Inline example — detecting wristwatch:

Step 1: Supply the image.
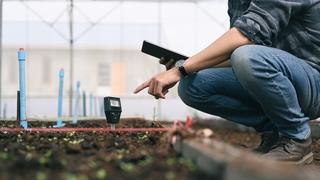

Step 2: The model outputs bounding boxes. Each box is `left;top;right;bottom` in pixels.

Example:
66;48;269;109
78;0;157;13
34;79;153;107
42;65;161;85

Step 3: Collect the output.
175;60;188;77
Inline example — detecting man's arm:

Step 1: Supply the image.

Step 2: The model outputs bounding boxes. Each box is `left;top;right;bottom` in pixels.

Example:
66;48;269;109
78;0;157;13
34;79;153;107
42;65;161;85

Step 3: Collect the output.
183;27;250;74
214;59;231;68
134;27;251;98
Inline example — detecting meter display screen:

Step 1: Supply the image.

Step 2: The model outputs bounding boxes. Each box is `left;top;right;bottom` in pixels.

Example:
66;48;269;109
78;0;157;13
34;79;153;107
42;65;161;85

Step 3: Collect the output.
110;99;120;107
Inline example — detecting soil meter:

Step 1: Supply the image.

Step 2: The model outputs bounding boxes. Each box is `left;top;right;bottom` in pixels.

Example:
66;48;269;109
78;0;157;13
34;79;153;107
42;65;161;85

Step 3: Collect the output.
104;97;122;130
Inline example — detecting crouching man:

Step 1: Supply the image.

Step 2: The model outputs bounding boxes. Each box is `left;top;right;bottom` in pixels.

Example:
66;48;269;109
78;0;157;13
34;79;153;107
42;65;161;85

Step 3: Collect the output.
134;0;320;165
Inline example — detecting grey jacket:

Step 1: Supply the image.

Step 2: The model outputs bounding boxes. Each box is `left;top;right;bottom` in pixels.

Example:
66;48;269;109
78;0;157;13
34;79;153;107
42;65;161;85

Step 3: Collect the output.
229;0;320;70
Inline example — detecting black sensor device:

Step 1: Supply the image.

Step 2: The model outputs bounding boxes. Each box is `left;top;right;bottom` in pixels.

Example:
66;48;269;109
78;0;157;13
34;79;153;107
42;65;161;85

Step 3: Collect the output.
141;40;189;62
104;96;122;124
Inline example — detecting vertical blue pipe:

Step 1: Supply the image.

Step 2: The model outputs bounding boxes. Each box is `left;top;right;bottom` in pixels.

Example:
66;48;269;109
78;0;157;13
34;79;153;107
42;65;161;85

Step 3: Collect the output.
18;48;27;129
72;81;80;124
55;69;65;127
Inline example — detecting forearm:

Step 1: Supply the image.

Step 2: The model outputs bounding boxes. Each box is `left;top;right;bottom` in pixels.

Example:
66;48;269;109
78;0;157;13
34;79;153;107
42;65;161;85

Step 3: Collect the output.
214;59;231;68
184;27;251;73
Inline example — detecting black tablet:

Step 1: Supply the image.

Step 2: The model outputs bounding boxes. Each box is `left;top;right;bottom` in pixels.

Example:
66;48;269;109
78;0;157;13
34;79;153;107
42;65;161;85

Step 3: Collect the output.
141;40;188;61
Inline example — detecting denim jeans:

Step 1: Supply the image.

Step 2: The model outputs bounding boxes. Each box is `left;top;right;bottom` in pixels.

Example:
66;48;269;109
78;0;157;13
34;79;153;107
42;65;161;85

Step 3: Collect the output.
178;45;320;140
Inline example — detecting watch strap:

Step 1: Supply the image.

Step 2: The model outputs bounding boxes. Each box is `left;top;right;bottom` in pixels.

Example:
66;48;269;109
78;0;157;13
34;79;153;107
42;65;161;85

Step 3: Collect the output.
178;66;188;77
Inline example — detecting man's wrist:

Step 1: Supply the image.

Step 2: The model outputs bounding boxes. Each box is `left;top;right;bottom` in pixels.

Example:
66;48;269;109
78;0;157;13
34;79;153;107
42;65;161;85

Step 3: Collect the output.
175;60;189;77
178;65;188;77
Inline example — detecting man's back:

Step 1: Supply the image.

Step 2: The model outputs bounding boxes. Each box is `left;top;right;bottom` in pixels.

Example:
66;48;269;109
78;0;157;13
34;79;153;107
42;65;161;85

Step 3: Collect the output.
228;0;320;70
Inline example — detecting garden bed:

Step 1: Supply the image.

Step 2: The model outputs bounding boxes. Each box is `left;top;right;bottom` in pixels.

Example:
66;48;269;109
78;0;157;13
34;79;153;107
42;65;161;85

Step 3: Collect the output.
192;122;320;166
0;119;211;180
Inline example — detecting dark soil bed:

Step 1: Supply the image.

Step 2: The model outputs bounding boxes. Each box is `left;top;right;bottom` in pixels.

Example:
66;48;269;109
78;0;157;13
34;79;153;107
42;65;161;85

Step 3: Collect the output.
0;119;212;180
192;122;320;167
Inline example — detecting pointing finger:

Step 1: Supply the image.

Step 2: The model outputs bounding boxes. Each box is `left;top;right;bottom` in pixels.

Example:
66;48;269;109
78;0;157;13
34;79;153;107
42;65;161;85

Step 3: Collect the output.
134;80;151;94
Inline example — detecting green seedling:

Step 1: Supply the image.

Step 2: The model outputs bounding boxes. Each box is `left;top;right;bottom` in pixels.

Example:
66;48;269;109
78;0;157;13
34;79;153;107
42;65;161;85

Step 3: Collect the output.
138;156;154;166
166;158;176;166
96;169;107;179
26;145;35;150
63;173;77;180
61;159;68;166
26;153;33;160
165;171;175;180
179;158;197;172
120;162;135;172
36;172;47;180
89;160;98;169
39;150;53;166
68;139;84;144
0;152;8;160
67;131;76;137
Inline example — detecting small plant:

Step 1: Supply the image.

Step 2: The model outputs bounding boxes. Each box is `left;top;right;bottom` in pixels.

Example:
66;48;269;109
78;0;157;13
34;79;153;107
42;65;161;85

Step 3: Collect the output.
120;162;135;172
36;172;47;180
96;169;107;179
165;171;175;180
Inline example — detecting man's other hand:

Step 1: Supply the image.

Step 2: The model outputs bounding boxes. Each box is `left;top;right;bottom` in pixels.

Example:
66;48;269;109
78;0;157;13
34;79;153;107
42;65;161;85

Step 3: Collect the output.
159;57;176;70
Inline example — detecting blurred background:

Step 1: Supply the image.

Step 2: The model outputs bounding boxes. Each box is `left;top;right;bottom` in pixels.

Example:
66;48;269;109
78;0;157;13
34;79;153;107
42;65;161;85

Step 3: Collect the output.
0;0;229;120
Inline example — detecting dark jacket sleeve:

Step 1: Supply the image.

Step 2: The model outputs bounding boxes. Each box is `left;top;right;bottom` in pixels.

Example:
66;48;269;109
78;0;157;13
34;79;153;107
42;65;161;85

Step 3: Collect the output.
232;0;308;46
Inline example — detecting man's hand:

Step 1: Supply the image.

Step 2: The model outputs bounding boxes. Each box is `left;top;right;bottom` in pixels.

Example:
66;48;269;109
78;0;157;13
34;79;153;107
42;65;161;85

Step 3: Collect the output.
159;57;176;70
134;67;181;99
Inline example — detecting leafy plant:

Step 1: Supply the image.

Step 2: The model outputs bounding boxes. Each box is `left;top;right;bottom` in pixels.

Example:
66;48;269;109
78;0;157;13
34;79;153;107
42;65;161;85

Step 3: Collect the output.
96;169;107;179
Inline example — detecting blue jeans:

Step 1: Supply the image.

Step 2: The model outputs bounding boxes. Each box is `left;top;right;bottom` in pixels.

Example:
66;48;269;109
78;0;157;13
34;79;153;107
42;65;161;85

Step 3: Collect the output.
178;45;320;140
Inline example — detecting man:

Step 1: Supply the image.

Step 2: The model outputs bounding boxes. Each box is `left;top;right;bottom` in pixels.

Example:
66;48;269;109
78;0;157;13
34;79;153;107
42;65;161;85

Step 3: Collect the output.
134;0;320;165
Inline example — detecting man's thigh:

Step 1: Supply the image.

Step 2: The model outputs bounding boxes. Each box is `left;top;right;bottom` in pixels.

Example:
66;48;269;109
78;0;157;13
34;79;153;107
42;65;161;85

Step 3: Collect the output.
232;45;320;119
179;67;259;106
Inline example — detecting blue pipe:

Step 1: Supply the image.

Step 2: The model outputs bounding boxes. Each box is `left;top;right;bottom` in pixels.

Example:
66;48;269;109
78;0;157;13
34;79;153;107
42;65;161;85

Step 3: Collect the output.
55;69;65;127
18;48;28;129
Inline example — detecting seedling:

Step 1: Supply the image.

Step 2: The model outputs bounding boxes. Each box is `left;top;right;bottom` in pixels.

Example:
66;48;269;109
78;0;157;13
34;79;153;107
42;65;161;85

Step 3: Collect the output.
54;69;65;128
104;97;122;130
18;48;28;129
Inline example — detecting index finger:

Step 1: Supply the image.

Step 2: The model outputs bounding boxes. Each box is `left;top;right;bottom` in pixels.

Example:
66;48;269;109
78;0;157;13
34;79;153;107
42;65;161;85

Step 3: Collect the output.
134;80;151;94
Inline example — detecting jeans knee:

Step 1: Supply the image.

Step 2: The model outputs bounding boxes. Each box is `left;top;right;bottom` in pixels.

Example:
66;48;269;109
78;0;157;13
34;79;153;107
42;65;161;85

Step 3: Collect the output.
178;74;207;106
230;45;266;85
231;45;256;72
178;77;194;106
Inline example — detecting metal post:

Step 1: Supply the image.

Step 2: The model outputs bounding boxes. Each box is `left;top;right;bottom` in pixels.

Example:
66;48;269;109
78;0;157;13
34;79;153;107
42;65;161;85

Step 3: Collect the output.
0;0;3;119
157;0;162;121
69;0;74;116
90;93;93;116
82;91;86;117
72;81;80;124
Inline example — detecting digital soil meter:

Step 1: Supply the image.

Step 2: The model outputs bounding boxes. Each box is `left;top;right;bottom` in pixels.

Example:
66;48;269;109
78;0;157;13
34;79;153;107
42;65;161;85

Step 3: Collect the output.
104;97;122;129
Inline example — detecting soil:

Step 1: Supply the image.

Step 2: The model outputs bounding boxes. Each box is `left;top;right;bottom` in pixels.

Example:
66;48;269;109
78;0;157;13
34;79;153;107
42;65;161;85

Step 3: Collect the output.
0;119;212;180
192;123;320;167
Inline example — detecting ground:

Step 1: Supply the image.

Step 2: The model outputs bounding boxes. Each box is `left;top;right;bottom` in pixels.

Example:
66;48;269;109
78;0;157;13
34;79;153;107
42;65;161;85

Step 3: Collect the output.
0;119;212;180
1;119;319;180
